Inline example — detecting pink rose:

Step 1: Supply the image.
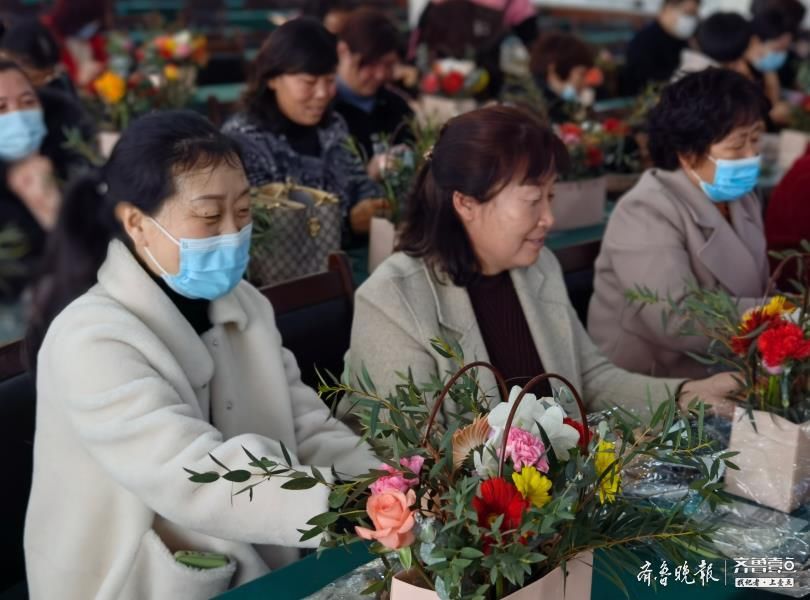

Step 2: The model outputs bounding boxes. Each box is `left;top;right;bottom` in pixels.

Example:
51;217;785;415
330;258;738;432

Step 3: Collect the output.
355;489;416;550
504;427;549;472
370;456;424;495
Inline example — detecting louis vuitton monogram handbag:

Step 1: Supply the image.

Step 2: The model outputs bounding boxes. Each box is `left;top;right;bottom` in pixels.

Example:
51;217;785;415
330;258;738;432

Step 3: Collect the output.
249;182;342;286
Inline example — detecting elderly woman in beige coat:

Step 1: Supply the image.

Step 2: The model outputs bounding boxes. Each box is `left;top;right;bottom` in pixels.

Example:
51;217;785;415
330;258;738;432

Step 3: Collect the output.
588;68;771;379
346;105;739;423
24;112;376;600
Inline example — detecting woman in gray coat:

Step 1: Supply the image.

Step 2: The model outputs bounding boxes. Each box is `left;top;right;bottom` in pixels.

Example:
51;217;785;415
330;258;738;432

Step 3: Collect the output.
346;105;739;422
588;68;771;379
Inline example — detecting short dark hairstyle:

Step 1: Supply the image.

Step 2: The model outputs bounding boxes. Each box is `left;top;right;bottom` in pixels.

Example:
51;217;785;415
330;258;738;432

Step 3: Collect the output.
751;0;806;34
696;13;752;63
398;105;569;286
751;8;793;41
338;8;401;66
0;18;60;70
647;68;771;170
530;32;594;81
243;18;337;129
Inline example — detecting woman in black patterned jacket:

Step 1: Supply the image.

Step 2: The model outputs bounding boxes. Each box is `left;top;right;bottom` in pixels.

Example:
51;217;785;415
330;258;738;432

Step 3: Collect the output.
222;18;385;246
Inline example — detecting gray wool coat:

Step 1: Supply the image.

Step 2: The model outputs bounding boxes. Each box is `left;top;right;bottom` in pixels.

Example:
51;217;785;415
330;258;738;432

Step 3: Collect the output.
346;250;685;421
588;168;769;379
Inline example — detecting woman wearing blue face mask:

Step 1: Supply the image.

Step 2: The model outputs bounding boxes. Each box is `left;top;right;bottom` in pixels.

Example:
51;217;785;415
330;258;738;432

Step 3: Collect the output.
0;59;92;306
529;32;596;123
588;68;772;378
24;110;376;600
743;9;795;127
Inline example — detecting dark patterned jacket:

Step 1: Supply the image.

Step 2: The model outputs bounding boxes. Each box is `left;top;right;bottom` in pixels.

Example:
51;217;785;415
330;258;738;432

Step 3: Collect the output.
222;111;381;229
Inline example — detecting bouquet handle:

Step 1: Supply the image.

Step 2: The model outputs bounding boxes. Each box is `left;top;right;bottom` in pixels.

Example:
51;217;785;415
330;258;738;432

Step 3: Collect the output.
420;363;590;472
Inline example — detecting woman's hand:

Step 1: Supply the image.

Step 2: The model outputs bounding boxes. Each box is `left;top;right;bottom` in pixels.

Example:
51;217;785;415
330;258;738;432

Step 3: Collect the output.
350;198;389;234
677;372;742;419
7;154;61;230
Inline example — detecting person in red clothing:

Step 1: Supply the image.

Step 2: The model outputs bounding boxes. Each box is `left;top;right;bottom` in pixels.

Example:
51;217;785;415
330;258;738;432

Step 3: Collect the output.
765;148;810;290
40;0;109;87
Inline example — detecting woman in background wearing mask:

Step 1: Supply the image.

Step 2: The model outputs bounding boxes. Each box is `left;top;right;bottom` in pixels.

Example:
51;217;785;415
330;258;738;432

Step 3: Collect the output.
24;110;376;600
622;0;700;95
529;32;596;123
0;59;91;305
744;8;795;126
589;69;771;379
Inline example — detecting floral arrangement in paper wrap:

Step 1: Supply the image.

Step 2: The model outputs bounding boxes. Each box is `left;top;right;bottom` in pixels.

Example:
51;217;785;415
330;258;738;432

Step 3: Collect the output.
626;245;810;424
554;119;640;182
420;58;490;98
188;340;735;599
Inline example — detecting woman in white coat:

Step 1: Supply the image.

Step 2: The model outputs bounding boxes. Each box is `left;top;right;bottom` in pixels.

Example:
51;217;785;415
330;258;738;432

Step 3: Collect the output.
23;111;376;600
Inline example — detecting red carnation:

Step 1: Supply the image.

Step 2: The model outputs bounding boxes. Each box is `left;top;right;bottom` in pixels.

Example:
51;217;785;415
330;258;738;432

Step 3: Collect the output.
441;71;465;95
585;146;604;168
563;417;589;451
603;118;628;136
757;322;810;373
559;122;583;139
731;309;782;356
802;95;810;112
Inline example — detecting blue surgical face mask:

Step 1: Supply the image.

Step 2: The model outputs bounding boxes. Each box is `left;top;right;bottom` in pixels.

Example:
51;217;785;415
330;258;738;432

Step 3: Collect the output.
144;219;252;301
691;155;762;202
754;50;788;72
561;84;578;102
0;109;46;162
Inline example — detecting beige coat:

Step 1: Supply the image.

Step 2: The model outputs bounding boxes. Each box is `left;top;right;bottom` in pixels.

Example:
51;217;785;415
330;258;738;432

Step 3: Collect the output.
588;168;769;379
25;240;376;600
346;250;684;421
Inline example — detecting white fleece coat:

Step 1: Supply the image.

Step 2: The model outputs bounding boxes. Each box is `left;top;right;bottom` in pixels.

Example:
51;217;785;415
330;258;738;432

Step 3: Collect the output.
24;240;376;600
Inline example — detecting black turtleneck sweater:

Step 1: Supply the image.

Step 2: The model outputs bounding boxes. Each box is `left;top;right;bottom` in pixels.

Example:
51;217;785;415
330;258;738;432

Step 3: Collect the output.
149;273;212;336
467;271;552;398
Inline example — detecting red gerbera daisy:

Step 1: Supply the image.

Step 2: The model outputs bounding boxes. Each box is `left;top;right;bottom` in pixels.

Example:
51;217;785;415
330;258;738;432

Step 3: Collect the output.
472;478;528;531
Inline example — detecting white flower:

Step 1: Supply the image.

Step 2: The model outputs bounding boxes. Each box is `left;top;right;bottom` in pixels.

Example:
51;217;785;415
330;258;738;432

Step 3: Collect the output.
488;386;581;461
488;386;547;440
537;405;581;461
473;447;499;478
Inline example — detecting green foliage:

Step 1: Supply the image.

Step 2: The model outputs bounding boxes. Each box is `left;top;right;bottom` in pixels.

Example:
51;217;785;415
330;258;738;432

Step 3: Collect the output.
186;342;732;599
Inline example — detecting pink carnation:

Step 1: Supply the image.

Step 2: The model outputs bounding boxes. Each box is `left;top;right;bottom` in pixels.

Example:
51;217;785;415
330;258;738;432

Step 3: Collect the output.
370;456;425;495
504;427;549;472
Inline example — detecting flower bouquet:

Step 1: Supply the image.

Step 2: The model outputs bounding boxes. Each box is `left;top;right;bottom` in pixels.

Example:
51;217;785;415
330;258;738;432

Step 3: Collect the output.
551;119;638;231
627;246;810;512
189;340;734;598
136;30;208;110
415;59;485;125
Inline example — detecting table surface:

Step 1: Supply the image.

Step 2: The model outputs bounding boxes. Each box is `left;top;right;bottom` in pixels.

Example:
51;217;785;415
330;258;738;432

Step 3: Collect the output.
217;543;789;600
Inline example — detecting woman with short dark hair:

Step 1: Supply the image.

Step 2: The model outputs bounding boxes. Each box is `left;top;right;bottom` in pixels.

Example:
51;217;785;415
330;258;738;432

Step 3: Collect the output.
529;32;595;122
589;68;771;378
334;8;413;178
222;18;384;242
347;104;739;422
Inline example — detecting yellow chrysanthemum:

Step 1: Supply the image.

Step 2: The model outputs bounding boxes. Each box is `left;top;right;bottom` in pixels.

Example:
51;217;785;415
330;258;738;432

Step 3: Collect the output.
94;71;126;104
512;466;552;508
595;440;621;504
